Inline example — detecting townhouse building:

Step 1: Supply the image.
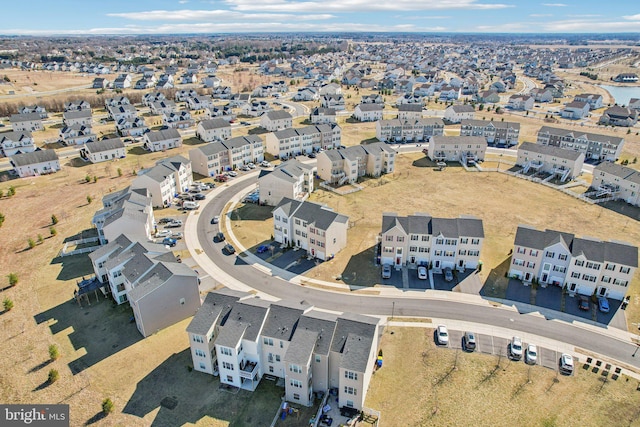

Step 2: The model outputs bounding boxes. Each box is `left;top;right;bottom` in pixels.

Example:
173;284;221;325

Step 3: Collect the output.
150;100;177;116
189;135;264;177
508;225;638;300
186;95;215;111
143;128;182;152
536;126;624;162
64;100;91;112
196;118;232;142
10;149;60;177
316;142;396;185
19;105;47;119
163;111;195;129
10;113;44;132
260;110;293;132
131;155;193;208
258;159;316;206
561;101;590;120
599;106;638;127
241;100;272;117
187;288;381;411
321;94;346;110
516;142;584;181
380;212;484;272
116;117;149;137
443;105;475;123
63;109;93;127
574;93;603;110
397;104;423;122
92;187;155;245
591;162;640;206
265;124;341;159
427;135;487;164
375;118;444;143
88;234;200;336
107;104;138;122
310;107;337;125
143;92;166;107
507;94;535;111
273;198;349;260
460;119;520;146
0;130;35;157
352;104;384;122
80;138;126;164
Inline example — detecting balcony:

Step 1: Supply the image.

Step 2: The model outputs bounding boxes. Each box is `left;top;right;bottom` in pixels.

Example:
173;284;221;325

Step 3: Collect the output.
240;360;258;379
116;283;126;293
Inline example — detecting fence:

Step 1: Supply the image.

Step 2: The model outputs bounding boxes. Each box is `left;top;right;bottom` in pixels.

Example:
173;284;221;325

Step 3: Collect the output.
319;181;364;195
59;236;101;257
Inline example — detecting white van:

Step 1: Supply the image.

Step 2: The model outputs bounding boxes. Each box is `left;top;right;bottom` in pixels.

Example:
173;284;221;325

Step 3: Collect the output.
183;201;200;210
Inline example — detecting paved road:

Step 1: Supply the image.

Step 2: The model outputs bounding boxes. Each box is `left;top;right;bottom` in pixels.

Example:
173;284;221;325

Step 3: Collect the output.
191;176;640;370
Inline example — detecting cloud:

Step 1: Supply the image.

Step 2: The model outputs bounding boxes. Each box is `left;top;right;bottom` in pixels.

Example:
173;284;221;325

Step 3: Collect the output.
542;18;640;32
107;9;335;21
542;3;567;6
529;14;552;17
224;0;513;12
623;14;640;20
178;0;189;3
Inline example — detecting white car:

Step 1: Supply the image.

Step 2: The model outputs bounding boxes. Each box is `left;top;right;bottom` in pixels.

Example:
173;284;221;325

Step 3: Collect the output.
525;344;538;365
559;353;574;375
436;325;449;346
417;266;428;280
172;232;183;239
227;171;238;177
156;230;172;238
510;336;523;360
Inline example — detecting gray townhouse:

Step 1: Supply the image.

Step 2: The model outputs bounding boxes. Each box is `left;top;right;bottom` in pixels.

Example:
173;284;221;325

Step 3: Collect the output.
189;135;264;177
427;135;487;164
516;142;584;182
316;142;396;185
590;162;640;207
265;124;341;159
508;225;638;301
460;119;520;146
380;212;484;272
375;118;444;143
536;126;624;162
131;155;193;208
92;187;155;245
258;159;316;206
187;289;381;411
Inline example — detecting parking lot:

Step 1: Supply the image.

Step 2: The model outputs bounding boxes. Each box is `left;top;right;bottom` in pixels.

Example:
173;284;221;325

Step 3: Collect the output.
441;329;570;373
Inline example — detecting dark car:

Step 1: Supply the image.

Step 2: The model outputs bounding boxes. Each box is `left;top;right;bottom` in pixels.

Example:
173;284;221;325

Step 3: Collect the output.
214;232;225;242
193;193;206;200
162;237;177;247
598;297;610;313
462;331;476;352
256;245;270;254
578;296;590;311
223;243;235;254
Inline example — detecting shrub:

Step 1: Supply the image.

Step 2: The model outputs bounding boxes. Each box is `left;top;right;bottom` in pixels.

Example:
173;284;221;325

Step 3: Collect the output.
93;175;98;183
7;186;15;197
28;238;36;249
49;344;60;361
37;234;44;244
50;226;57;236
3;298;14;311
117;168;123;177
51;214;58;225
8;273;18;287
102;398;114;415
87;195;93;204
0;212;4;227
48;369;59;383
85;175;91;183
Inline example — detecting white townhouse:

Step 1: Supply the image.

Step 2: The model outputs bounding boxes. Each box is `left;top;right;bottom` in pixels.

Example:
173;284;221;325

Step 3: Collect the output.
507;94;535;111
258;159;316;206
131;155;193;208
460;119;520;146
591;162;640;207
0;131;35;157
196;118;232;142
163;111;195;129
265;124;341;159
64;100;91;112
273;198;349;260
143;128;182;152
189;135;264;177
107;104;138;122
63;109;93;127
88;234;200;336
427;135;487;164
116;117;149;137
516;142;584;182
104;96;131;109
19;105;47;119
143;92;166;107
316;142;395;185
537;126;624;162
189;288;381;411
10;149;60;177
380;212;484;272
186;95;215;111
59;124;97;146
260;110;293;132
574;93;603;110
321;94;345;110
397;104;423;122
353;103;383;122
376;118;444;143
150;100;177;116
10;113;44;132
80;138;126;164
561;101;590;120
175;89;198;102
508;225;638;300
443;105;475;123
92;187;155;245
310;107;337;125
241;100;272;117
204;105;235;122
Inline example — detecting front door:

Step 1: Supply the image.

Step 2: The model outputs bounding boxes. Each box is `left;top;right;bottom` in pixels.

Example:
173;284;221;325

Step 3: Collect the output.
599;287;607;296
459;260;464;268
525;272;531;281
541;273;548;283
410;256;416;264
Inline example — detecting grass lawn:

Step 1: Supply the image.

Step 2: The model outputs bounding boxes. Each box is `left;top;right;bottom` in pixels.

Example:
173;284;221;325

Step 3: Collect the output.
365;326;640;427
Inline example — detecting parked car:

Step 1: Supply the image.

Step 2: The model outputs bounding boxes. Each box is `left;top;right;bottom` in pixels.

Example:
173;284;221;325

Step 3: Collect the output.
227;171;238;177
215;174;228;182
256;245;270;254
240;121;250;126
240;165;250;171
307;152;316;159
598;297;610;313
260;161;271;167
156;230;172;238
158;218;172;224
578;295;590;311
166;219;183;228
509;336;523;360
462;331;476;352
559;353;574;375
525;344;538;365
381;264;391;279
223;243;235;255
211;215;220;224
162;237;177;247
417;266;428;280
214;232;225;242
193;193;206;200
444;268;454;282
172;232;183;239
247;162;256;169
436;325;449;346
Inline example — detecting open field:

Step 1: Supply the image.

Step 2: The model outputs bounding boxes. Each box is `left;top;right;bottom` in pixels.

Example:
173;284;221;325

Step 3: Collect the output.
0;69;95;96
365;326;640;427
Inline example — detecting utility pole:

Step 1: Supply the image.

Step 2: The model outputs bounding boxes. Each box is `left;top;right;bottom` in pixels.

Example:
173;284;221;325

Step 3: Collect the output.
391;301;395;321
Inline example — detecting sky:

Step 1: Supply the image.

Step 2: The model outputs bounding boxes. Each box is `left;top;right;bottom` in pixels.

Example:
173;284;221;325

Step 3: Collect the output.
1;1;640;35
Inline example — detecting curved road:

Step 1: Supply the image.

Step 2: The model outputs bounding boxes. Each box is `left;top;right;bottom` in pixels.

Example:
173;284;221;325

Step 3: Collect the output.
191;176;640;370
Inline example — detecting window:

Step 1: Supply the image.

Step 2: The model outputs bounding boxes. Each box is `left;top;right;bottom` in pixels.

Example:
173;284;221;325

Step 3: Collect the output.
614;279;629;287
226;376;233;383
280;341;284;349
436;238;444;245
422;236;429;242
459;250;467;256
471;239;480;245
601;276;611;284
526;262;535;268
345;371;358;380
344;386;357;395
530;250;538;257
290;364;302;374
263;338;274;346
193;335;204;343
411;235;418;241
290;379;302;388
571;272;580;278
435;250;442;256
396;236;404;242
460;238;469;244
513;259;524;266
275;355;281;362
293;393;300;400
558;254;567;261
582;274;597;282
199;363;206;370
445;251;455;257
410;246;418;252
621;267;631;274
222;362;234;370
195;349;206;358
552;265;566;273
269;366;274;373
586;262;600;270
220;347;232;356
575;260;584;267
385;235;393;242
545;251;555;259
517;247;526;254
445;239;457;245
315;355;321;363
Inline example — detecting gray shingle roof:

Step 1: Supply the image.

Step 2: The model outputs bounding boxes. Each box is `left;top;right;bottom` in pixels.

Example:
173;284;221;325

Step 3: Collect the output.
518;142;582;161
199;118;231;130
219;297;270;343
10;112;42;123
10;149;58;166
261;299;310;341
146;128;181;142
85;138;124;154
278;197;349;230
265;110;293;121
594;162;640;185
382;212;483;238
186;289;248;335
284;328;318;365
128;261;196;302
431;136;487;147
331;313;379;373
513;225;574;251
538;126;624;146
296;310;338;356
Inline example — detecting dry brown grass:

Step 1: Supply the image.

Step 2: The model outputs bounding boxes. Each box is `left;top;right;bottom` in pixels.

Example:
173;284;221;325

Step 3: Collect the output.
365;326;640;427
0;69;94;96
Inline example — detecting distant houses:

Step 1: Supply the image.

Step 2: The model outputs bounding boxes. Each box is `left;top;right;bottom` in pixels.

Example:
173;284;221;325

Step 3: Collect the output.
375;118;444;143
